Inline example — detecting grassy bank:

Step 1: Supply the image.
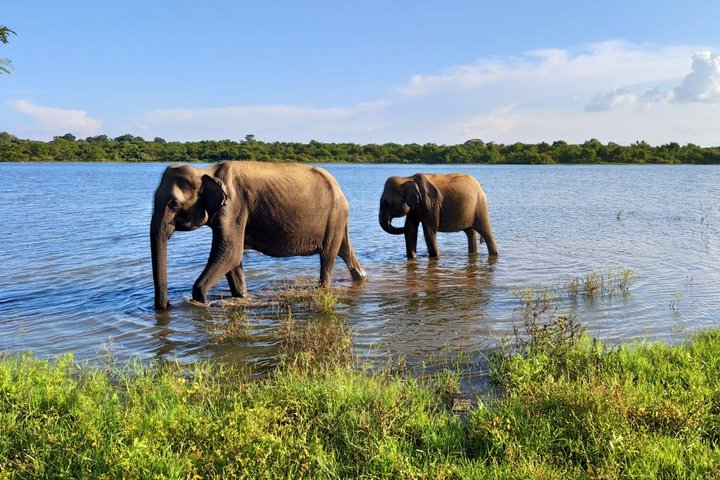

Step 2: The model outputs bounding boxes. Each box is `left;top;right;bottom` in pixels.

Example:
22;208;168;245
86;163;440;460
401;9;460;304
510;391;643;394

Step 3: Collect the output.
2;322;720;478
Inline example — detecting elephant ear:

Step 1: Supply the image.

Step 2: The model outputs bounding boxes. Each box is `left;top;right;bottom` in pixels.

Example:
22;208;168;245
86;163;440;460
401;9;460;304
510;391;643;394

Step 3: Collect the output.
201;174;228;220
402;181;421;208
412;175;442;230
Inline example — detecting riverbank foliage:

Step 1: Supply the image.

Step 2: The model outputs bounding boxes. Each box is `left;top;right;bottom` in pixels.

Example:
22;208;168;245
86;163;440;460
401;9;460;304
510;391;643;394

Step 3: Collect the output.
2;323;719;478
2;131;720;164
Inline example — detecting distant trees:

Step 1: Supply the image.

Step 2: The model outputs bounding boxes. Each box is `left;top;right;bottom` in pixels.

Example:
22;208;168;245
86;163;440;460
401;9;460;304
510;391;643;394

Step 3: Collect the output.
54;133;77;142
1;25;16;75
0;132;719;164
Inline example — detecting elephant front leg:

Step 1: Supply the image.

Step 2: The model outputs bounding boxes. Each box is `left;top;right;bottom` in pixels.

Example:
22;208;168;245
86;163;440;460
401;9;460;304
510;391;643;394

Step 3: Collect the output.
193;230;243;304
226;262;247;297
422;223;439;259
404;218;419;259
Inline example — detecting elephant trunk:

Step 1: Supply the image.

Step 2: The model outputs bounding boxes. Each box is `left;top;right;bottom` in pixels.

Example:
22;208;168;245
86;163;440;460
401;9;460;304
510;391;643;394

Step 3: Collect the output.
150;209;175;311
379;209;405;235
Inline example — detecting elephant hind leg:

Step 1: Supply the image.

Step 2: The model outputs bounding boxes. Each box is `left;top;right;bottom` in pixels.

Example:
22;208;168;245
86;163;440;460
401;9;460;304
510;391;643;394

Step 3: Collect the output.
339;224;367;282
226;263;247;297
473;216;499;257
464;227;478;254
319;226;343;288
319;249;338;289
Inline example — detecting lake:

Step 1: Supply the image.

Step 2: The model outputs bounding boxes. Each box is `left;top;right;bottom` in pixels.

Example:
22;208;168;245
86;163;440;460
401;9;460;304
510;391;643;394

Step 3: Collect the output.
1;163;718;369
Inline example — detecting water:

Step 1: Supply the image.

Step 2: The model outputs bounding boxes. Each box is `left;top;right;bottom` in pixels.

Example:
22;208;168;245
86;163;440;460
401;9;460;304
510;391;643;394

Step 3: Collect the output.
1;163;719;368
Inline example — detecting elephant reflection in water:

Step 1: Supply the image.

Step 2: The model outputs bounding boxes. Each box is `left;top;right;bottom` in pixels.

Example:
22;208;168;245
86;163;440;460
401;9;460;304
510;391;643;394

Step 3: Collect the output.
363;258;496;360
373;257;495;319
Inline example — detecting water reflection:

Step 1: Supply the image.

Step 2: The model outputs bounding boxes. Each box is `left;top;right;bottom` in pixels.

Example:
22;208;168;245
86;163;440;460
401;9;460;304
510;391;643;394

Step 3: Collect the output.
349;255;498;364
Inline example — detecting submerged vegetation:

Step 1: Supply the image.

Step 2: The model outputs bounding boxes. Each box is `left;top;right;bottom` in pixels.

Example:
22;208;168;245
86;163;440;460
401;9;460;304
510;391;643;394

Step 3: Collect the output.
513;268;635;311
3;274;720;478
2;132;720;164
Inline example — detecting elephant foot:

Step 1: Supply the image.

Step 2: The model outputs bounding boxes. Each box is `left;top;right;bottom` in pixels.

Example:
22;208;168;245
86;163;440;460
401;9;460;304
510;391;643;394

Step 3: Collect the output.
191;284;207;304
229;288;248;298
154;300;171;311
350;267;367;282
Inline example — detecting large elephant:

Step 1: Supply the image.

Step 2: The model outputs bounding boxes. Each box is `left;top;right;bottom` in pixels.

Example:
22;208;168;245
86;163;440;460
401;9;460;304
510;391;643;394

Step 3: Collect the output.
379;173;499;259
151;161;367;311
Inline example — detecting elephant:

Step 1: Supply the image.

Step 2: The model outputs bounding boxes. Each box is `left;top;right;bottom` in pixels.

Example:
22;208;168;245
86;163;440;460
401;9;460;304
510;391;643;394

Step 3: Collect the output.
379;173;498;259
150;161;367;311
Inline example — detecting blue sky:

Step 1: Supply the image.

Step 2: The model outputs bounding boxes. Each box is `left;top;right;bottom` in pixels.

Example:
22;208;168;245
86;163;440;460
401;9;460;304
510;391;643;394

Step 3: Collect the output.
2;1;720;145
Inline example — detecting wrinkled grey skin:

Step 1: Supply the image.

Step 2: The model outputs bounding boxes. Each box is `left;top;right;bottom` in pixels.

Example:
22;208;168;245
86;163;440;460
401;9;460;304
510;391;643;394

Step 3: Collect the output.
379;173;499;259
151;161;367;311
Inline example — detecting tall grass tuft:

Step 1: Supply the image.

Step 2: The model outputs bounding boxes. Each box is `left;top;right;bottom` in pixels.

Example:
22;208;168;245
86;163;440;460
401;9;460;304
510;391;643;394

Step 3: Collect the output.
565;268;635;299
275;310;353;369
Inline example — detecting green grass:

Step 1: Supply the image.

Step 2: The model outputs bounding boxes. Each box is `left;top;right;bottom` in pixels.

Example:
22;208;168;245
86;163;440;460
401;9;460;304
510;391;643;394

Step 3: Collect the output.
2;324;720;479
3;275;719;478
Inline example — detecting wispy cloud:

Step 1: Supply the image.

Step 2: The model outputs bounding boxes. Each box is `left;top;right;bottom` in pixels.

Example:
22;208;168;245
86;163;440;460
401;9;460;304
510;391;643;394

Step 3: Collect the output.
585;89;637;112
397;41;694;99
7;100;101;137
139;102;390;141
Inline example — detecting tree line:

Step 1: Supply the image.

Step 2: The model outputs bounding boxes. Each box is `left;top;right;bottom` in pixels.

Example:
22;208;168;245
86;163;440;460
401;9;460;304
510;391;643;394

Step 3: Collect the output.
1;132;720;164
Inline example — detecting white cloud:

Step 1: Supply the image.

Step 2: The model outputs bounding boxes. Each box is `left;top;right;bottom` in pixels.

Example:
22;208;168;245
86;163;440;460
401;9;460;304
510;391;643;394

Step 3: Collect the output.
585;89;637;112
455;104;519;139
673;51;720;103
121;42;720;145
640;87;674;104
7;100;101;137
398;41;693;100
388;42;720;145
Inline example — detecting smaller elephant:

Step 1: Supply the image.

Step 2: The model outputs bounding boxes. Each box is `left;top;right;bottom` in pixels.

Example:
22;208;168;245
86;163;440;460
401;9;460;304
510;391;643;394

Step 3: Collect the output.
379;173;498;259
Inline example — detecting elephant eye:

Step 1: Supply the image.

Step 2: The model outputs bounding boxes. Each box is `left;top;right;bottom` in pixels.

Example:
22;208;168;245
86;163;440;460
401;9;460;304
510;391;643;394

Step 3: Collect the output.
168;199;182;211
